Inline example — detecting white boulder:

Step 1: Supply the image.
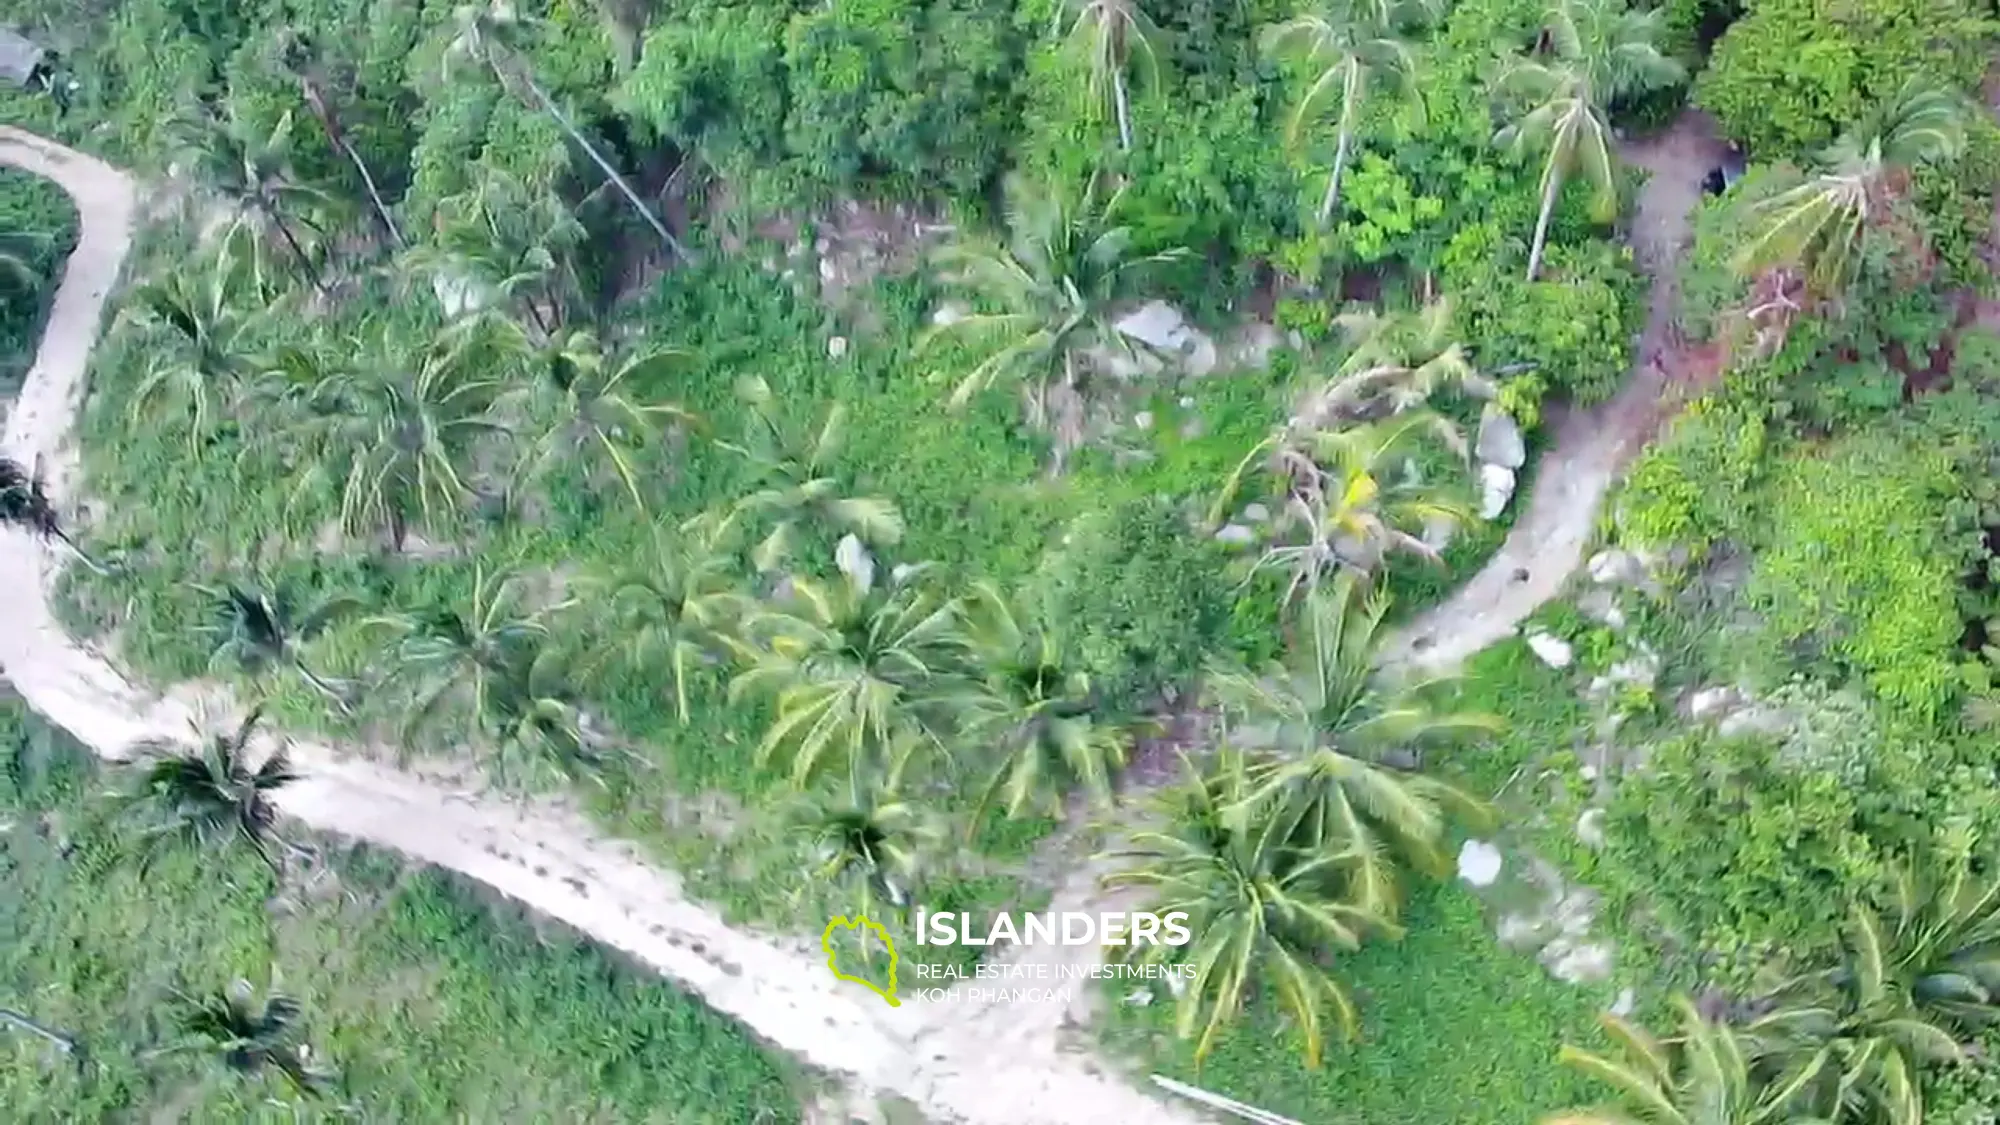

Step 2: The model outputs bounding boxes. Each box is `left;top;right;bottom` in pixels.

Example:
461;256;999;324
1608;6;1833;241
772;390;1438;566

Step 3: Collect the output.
1476;405;1527;469
1479;463;1517;519
1214;524;1257;547
1115;301;1219;376
1457;839;1504;887
835;534;875;592
827;335;849;360
1526;631;1573;669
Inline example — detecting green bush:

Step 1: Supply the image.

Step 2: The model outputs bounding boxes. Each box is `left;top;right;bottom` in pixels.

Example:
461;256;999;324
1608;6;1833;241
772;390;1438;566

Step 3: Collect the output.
1615;395;1767;554
0;168;77;388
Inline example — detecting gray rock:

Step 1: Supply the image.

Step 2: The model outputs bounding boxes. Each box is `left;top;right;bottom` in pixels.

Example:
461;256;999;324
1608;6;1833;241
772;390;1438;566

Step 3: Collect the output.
931;301;970;327
1526;631;1573;669
1576;808;1607;849
1577;587;1626;631
1214;524;1257;546
1132;410;1154;430
1177;395;1195;409
1421;514;1456;552
1114;301;1219;376
1457;839;1504;887
1611;987;1637;1017
1546;940;1616;984
818;257;838;283
1687;686;1741;719
834;534;875;592
1587;549;1646;587
1479;463;1517;519
1476;405;1527;469
827;335;849;360
1242;502;1271;523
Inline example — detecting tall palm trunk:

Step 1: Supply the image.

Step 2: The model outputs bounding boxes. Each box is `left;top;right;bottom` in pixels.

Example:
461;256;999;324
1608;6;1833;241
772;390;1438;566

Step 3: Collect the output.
514;68;689;262
1112;66;1133;152
300;79;404;249
1526;165;1562;282
266;205;327;295
1319;126;1353;227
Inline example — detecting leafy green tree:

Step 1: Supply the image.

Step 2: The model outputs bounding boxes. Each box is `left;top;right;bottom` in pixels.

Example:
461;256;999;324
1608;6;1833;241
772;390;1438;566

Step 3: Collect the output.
202;583;359;710
1322;297;1493;420
925;175;1186;451
718;375;903;573
1220;411;1472;602
960;580;1129;824
728;567;964;787
170;979;332;1097
171;104;333;292
447;0;686;259
302;318;509;548
584;513;745;724
1544;995;1832;1125
1735;83;1967;295
1103;747;1397;1067
123;707;298;875
273;27;404;249
1205;572;1494;918
1054;0;1163;152
503;329;694;513
1494;0;1683;281
1264;0;1425;226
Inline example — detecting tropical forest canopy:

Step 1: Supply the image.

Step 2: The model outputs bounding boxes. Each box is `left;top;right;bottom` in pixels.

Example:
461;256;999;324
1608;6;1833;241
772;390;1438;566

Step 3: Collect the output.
5;0;2000;1120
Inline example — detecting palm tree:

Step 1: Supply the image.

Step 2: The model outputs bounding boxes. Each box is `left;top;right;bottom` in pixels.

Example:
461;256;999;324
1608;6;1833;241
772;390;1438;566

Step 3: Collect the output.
121;252;264;443
171;103;334;292
1544;996;1833;1125
0;454;104;573
172;978;332;1097
123;707;298;875
1318;297;1495;422
728;567;964;787
272;27;404;248
446;0;687;259
1205;572;1495;919
1053;0;1163;152
403;168;584;335
1264;0;1425;226
503;329;695;512
1103;747;1398;1067
959;580;1129;824
480;641;604;787
584;512;745;724
924;175;1187;444
718;375;903;573
795;773;938;909
304;317;509;548
371;562;566;746
203;583;359;711
1494;0;1683;281
1735;83;1966;294
1224;411;1472;603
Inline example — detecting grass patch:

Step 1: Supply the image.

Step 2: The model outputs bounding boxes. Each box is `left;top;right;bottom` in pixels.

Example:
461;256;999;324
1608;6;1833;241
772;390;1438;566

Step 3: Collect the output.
1100;880;1605;1125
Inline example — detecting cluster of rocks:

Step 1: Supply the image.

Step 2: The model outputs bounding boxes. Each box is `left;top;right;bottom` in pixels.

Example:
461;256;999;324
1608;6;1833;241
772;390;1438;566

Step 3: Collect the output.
1456;842;1619;986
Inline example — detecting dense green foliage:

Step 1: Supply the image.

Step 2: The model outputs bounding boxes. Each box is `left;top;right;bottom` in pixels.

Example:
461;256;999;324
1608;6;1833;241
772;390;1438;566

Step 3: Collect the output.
0;168;75;389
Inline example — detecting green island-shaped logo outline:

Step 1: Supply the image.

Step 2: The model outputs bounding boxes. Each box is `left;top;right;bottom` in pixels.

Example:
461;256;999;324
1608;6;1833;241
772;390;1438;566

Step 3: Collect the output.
822;914;901;1007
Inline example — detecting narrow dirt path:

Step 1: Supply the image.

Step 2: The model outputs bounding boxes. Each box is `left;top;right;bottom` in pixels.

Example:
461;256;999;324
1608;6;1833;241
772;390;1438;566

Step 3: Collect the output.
0;127;1207;1125
1383;112;1730;673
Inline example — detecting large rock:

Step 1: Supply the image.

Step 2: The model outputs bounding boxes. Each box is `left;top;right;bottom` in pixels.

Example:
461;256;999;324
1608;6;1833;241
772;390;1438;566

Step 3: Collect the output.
1457;839;1504;887
1214;524;1257;547
1479;463;1517;519
835;534;875;592
1476;405;1527;469
1526;631;1574;669
1115;301;1219;376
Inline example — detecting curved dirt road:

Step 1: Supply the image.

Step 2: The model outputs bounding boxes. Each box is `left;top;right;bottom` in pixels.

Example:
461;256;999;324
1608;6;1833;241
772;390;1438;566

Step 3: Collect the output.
0;127;1206;1125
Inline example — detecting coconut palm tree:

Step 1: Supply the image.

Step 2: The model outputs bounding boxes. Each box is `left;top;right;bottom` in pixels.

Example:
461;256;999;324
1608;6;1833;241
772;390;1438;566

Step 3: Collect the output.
371;562;567;747
171;103;334;292
479;641;604;787
1544;996;1834;1125
171;978;332;1097
1319;297;1495;421
1735;83;1967;295
1494;0;1683;281
446;0;686;259
1053;0;1163;152
925;174;1187;445
795;772;939;909
121;251;265;443
0;454;104;573
1103;747;1398;1067
202;582;360;711
959;580;1129;824
584;512;745;724
303;317;509;548
503;329;695;513
718;375;903;573
123;707;298;875
402;168;584;335
1225;410;1473;603
1264;0;1425;226
272;27;404;248
728;567;964;787
1205;572;1495;919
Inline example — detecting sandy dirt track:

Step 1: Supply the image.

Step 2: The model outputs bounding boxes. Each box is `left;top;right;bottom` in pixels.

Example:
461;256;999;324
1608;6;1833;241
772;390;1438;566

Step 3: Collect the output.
0;126;1210;1125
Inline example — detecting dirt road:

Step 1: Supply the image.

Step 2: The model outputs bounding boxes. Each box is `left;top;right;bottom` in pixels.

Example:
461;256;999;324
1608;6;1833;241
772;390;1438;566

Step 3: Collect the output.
0;126;1207;1125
